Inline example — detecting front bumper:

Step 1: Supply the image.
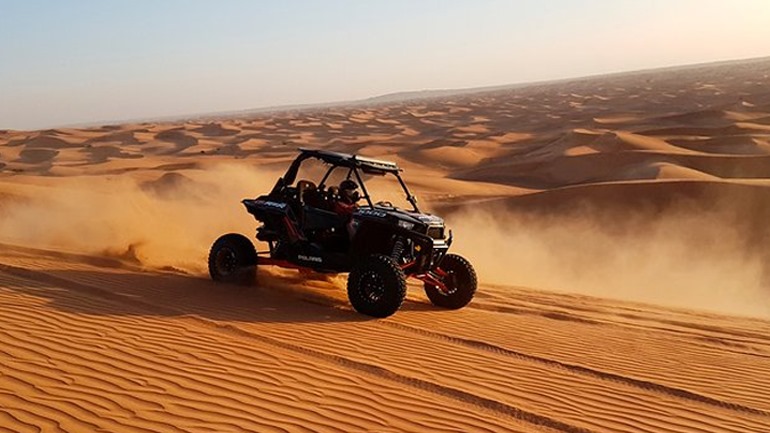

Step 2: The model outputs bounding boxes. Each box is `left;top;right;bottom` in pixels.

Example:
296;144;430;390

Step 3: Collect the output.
410;234;450;273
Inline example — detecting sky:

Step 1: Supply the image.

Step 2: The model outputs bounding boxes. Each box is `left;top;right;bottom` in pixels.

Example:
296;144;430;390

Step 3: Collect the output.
1;0;769;130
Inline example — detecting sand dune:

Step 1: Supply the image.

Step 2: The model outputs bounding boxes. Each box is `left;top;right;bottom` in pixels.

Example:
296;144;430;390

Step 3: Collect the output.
1;243;769;432
2;57;770;431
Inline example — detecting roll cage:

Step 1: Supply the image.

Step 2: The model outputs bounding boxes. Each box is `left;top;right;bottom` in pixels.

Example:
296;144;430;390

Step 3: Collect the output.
271;148;420;212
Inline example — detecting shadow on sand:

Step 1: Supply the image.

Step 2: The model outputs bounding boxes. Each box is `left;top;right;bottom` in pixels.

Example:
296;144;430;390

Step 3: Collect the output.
0;262;436;324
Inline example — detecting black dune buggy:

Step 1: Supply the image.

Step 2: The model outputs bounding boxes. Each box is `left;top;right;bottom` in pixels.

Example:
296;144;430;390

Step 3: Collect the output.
208;148;477;317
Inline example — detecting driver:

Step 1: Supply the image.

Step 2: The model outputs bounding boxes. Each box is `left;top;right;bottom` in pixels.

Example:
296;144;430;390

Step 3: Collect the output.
332;179;360;217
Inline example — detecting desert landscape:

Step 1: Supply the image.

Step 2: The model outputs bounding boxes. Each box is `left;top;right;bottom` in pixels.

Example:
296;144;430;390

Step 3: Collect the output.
1;57;770;432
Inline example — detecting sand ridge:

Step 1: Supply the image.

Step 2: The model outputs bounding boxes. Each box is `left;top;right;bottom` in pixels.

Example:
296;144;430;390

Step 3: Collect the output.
0;244;769;432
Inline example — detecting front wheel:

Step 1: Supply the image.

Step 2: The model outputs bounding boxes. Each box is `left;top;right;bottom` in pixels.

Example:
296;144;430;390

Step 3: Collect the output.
424;253;477;309
347;254;407;318
208;233;257;285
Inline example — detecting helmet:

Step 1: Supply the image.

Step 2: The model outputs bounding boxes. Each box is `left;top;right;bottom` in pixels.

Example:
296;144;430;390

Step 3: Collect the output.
339;179;360;204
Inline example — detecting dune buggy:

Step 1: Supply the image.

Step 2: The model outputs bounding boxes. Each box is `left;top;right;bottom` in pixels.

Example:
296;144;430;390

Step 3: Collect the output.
208;148;477;317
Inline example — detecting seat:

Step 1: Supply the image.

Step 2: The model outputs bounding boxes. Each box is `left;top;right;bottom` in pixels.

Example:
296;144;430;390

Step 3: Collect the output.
296;180;317;205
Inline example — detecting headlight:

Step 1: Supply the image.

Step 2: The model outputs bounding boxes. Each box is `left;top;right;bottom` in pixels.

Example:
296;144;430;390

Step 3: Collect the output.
398;220;415;230
426;225;445;239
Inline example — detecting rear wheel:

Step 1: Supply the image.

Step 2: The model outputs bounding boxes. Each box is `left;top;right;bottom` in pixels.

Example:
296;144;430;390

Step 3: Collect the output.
208;233;257;285
347;254;406;318
424;253;477;309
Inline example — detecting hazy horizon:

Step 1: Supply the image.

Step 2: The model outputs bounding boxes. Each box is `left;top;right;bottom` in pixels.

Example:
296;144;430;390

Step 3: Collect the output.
12;54;770;131
2;0;769;130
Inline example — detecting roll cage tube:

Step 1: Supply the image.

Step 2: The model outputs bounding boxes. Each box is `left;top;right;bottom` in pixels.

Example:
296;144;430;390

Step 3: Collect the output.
396;172;419;212
318;166;355;190
352;167;374;208
353;167;420;212
275;150;420;212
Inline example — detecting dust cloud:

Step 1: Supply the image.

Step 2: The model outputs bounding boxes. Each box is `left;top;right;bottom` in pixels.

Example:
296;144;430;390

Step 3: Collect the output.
2;166;768;318
0;164;280;274
445;203;770;318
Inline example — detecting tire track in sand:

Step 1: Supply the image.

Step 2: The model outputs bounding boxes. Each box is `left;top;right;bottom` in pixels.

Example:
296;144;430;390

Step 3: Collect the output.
379;320;770;417
5;263;770;433
0;263;581;433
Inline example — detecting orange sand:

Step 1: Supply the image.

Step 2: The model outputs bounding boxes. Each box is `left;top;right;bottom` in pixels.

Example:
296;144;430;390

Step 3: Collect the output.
1;57;770;432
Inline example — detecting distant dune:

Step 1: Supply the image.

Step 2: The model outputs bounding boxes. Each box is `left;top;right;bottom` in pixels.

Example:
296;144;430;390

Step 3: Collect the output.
2;57;770;432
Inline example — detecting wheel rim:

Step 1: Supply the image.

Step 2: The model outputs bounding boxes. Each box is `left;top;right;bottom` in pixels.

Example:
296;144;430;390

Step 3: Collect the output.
215;247;237;275
360;271;385;303
436;270;459;295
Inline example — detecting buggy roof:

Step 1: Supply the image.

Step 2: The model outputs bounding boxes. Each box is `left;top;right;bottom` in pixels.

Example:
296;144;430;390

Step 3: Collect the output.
281;148;402;186
297;148;400;173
